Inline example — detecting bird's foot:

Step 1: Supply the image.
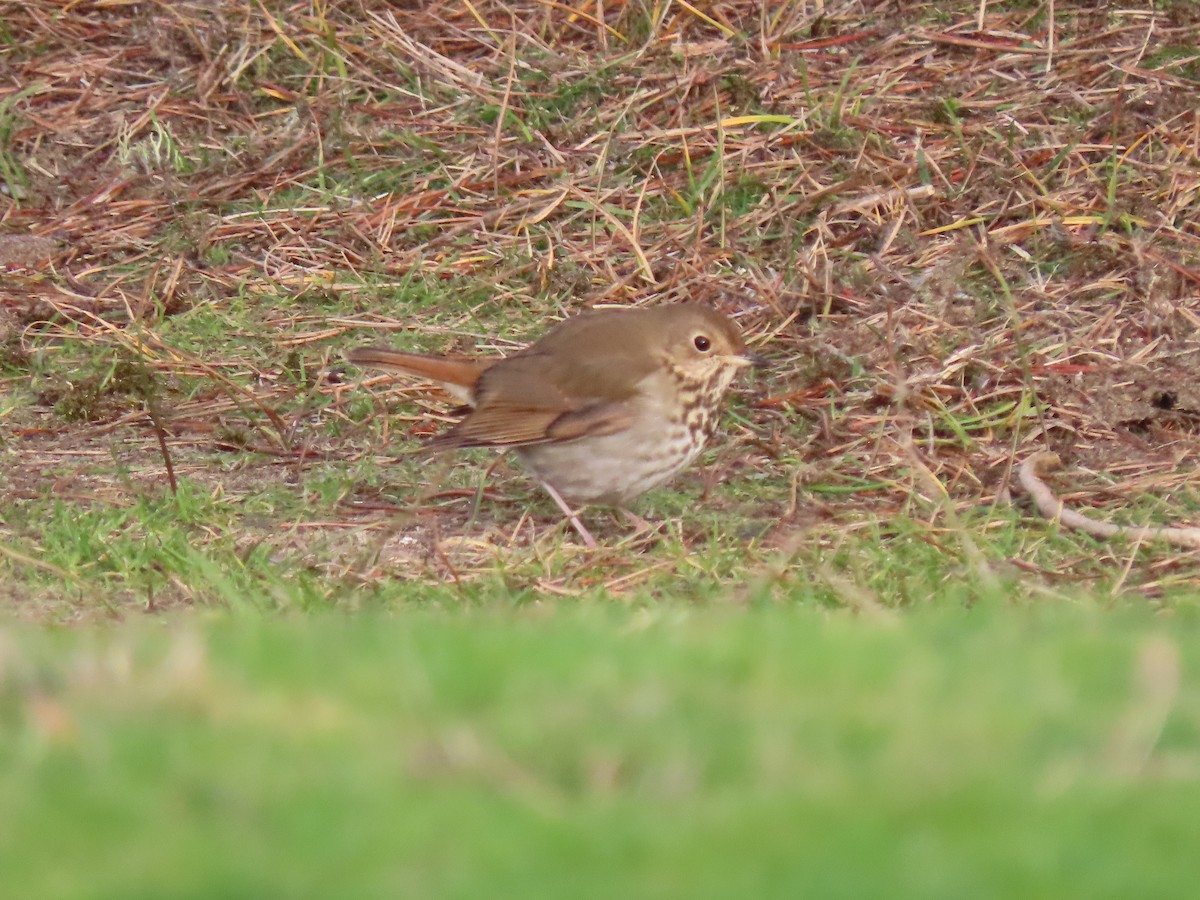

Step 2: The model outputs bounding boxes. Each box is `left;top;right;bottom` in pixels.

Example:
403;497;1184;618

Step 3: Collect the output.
616;508;667;546
539;480;598;548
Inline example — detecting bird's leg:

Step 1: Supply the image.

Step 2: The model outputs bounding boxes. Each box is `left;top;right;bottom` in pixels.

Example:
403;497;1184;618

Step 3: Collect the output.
617;508;665;543
539;480;597;548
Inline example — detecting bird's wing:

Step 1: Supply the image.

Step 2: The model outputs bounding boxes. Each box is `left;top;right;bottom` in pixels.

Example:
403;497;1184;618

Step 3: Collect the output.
428;402;634;449
427;353;637;449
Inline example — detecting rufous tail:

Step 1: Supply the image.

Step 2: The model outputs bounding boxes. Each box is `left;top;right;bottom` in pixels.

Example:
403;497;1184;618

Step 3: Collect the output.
347;347;490;404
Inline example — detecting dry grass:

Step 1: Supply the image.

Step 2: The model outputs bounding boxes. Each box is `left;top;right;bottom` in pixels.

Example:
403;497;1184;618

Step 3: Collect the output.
2;0;1200;604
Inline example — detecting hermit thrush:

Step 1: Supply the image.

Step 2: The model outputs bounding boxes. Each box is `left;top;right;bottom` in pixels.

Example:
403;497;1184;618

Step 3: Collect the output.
348;304;760;545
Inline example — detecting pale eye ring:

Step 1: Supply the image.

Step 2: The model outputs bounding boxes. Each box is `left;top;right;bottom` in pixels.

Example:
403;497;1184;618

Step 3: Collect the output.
693;335;711;352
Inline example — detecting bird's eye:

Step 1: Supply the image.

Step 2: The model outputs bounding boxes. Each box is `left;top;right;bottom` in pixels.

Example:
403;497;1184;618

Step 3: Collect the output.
693;335;711;352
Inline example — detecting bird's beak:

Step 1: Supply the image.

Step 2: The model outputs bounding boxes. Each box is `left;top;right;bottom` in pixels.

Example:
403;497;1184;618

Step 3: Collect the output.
735;350;769;369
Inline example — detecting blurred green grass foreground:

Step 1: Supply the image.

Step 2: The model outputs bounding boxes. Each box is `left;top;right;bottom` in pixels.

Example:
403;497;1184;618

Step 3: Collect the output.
3;604;1199;898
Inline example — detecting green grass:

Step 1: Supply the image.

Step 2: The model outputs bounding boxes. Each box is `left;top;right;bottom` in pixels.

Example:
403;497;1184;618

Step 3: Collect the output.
5;1;1200;891
2;605;1197;898
3;468;1199;615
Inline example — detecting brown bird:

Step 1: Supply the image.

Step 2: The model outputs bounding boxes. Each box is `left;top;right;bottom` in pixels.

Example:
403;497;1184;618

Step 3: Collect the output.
348;304;761;546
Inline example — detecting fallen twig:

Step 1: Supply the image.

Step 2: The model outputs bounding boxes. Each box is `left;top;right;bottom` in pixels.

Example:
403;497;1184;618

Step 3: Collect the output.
1018;453;1200;550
